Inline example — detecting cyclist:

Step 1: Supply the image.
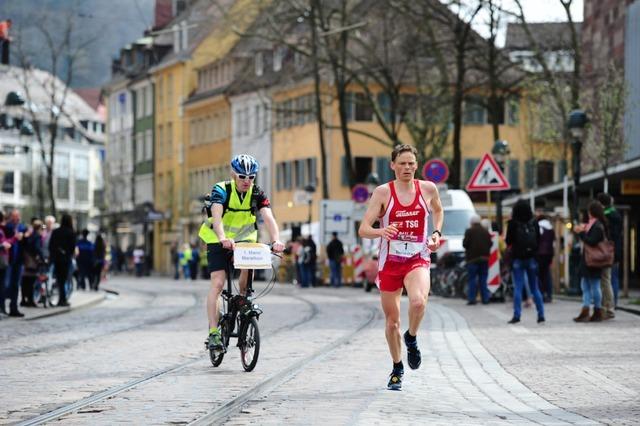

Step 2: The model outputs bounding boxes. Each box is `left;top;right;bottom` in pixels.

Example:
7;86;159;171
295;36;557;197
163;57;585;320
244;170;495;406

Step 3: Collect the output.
199;154;285;351
359;144;444;391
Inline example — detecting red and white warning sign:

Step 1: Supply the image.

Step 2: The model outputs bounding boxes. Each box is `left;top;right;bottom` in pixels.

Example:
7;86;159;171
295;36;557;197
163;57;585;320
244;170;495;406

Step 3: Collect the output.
466;153;510;192
487;231;501;294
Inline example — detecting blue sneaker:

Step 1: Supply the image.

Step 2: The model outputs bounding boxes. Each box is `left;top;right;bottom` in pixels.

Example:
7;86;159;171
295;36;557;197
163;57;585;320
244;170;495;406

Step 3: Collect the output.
404;330;421;370
387;368;403;391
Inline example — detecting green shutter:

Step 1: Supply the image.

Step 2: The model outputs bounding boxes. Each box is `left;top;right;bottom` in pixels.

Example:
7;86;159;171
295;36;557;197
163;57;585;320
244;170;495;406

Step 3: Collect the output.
377;93;391;122
509;160;520;189
376;156;393;183
341;156;349;186
525;160;535;189
557;160;567;182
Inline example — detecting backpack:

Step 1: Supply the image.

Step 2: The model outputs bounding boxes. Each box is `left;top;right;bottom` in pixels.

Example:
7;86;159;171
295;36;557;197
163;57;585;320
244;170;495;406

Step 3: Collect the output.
513;220;538;258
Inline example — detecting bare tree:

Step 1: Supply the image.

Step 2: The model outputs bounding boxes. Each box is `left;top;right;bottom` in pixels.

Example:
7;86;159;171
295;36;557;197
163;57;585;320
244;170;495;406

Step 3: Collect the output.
584;63;628;186
12;9;96;217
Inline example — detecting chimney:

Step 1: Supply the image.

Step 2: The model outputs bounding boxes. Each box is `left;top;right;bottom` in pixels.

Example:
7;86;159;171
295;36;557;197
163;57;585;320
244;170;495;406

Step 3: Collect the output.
154;0;173;30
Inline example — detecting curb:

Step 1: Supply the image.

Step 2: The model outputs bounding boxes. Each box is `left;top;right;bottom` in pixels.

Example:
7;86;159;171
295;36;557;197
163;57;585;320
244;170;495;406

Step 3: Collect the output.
554;294;640;316
24;291;109;321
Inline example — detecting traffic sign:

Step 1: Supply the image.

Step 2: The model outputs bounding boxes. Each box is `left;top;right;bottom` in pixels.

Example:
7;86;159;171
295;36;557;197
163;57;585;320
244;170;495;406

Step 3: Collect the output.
422;159;449;184
466;153;510;192
351;184;370;203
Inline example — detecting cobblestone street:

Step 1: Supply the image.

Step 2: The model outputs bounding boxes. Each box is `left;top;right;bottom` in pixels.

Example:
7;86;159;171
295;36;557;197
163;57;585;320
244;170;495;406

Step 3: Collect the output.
1;276;639;425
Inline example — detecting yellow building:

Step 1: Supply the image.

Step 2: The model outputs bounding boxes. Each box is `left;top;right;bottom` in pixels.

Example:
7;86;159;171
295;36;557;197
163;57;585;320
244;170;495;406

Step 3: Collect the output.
270;84;566;236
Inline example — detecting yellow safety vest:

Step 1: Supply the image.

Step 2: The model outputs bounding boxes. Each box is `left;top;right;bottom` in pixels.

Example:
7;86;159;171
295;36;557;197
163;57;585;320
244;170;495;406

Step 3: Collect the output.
198;180;258;244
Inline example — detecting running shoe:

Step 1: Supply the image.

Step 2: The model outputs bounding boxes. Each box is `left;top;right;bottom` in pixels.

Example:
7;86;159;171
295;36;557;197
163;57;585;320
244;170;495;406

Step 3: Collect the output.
404;330;422;370
387;369;403;391
207;331;223;351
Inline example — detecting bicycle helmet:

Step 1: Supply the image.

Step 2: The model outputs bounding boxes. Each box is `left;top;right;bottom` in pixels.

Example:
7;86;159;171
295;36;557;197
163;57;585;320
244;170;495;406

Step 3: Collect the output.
230;154;259;175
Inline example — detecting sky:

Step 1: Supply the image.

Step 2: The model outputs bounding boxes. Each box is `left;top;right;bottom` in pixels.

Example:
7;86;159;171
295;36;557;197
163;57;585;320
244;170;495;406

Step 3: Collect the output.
462;0;584;45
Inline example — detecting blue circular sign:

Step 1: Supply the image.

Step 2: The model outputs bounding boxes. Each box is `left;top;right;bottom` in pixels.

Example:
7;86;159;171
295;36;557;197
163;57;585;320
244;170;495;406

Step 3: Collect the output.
351;184;370;203
422;159;449;184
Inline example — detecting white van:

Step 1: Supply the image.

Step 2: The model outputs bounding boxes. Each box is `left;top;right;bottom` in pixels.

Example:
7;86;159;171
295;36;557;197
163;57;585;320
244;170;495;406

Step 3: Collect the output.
429;188;477;261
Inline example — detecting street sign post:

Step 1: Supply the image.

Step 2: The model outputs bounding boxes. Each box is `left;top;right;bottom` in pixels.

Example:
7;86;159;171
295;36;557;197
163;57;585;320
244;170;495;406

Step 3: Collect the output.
422;159;449;184
351;184;370;203
466;153;510;192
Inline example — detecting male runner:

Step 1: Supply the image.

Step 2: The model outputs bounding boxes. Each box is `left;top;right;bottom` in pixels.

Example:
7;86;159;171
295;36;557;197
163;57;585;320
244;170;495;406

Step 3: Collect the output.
358;144;444;390
199;154;285;351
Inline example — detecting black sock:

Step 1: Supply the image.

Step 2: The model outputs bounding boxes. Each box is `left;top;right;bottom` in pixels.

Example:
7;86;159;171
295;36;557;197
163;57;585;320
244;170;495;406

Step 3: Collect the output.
393;361;404;372
404;330;417;344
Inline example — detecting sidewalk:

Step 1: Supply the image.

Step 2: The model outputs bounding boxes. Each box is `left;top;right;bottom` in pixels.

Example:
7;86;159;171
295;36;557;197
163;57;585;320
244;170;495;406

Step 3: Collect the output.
2;289;108;321
555;288;640;315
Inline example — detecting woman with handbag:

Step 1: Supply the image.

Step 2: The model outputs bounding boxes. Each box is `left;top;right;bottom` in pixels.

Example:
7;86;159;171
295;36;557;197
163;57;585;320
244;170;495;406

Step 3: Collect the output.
573;201;613;322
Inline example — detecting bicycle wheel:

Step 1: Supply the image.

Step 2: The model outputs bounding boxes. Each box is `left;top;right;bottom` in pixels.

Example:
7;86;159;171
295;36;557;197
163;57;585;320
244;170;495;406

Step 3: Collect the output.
209;316;229;367
239;317;260;372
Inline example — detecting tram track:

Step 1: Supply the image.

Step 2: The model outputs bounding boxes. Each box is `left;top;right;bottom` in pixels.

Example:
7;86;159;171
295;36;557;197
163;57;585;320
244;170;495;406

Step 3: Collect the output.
15;290;325;426
0;286;203;359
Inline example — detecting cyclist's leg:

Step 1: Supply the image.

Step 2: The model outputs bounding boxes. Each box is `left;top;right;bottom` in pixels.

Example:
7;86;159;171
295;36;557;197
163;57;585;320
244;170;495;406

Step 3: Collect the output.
207;270;225;328
238;269;250;296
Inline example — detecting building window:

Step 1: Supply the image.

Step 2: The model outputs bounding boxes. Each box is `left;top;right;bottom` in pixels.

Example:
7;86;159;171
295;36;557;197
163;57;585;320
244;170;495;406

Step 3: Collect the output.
55;154;70;199
536;160;554;187
507;97;520;125
0;171;14;194
136;132;144;163
145;129;152;160
74;156;89;202
274;46;286;71
354;93;373;122
21;172;32;196
463;97;486;125
255;52;264;76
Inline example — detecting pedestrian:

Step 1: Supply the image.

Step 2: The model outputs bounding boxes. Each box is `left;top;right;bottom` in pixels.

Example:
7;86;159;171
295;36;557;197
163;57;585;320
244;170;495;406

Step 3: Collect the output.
170;241;180;280
505;199;545;324
49;214;76;307
190;243;199;280
3;209;27;317
133;246;145;277
535;207;556;303
358;144;444;391
92;233;106;290
597;193;622;316
0;212;12;316
76;229;94;290
463;214;492;305
572;201;609;322
326;232;344;288
21;220;45;307
179;243;191;279
293;237;305;287
303;236;317;287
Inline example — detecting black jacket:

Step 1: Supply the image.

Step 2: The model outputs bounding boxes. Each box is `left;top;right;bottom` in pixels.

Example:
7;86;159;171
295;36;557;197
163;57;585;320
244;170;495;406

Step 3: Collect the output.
49;226;76;264
326;238;344;262
604;207;623;262
463;224;491;263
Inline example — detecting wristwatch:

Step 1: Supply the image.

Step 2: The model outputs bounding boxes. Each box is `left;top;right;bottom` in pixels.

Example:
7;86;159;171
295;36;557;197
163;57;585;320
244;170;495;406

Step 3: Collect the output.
432;230;442;237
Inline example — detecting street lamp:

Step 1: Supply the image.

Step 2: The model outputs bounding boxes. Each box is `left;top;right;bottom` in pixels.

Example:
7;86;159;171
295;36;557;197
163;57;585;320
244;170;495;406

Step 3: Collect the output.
366;172;380;196
304;183;316;233
491;139;510;233
567;109;589;295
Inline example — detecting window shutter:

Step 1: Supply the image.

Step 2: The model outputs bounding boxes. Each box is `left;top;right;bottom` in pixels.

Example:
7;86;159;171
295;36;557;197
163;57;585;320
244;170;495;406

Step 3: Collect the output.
345;93;353;122
557;160;567;181
525;159;535;189
285;162;292;190
464;158;480;183
377;93;391;122
508;159;520;189
310;157;317;185
376;157;393;183
296;160;305;188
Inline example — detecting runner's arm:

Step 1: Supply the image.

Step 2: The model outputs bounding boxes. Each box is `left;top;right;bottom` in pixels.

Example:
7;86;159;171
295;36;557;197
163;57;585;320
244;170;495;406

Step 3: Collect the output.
424;181;443;249
358;186;397;240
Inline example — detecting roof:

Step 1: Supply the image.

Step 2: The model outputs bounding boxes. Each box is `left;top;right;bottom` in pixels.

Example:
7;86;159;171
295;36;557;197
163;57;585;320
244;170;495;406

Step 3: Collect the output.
505;22;582;51
0;64;102;125
74;87;103;112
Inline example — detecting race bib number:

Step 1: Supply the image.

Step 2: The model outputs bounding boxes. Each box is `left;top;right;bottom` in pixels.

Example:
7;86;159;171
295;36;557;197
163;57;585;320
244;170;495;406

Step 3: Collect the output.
390;240;423;258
